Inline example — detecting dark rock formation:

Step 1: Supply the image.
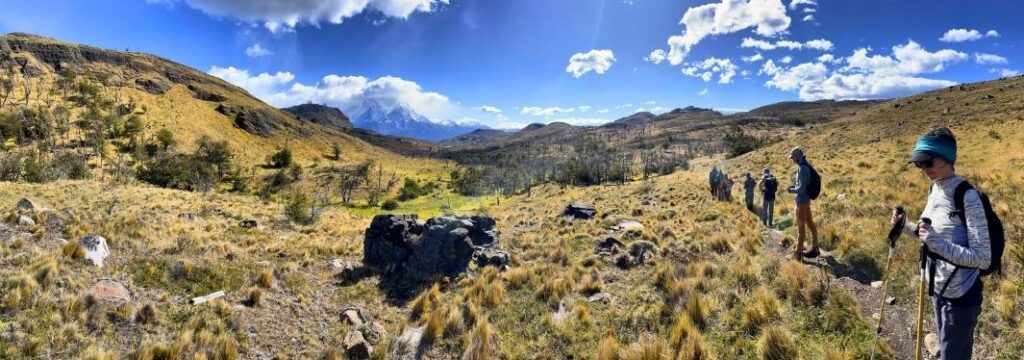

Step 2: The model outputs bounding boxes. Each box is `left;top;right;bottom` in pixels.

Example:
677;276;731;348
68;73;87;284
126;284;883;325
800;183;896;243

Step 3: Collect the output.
216;104;280;136
363;214;505;284
562;203;596;220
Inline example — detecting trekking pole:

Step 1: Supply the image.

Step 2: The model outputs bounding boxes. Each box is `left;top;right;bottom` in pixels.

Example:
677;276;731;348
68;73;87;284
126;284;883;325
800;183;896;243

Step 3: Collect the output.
870;207;906;360
914;217;932;360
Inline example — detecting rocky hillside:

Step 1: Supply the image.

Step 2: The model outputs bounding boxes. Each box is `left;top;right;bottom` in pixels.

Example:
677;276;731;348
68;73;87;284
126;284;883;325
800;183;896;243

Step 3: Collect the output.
281;103;353;130
0;32;423;168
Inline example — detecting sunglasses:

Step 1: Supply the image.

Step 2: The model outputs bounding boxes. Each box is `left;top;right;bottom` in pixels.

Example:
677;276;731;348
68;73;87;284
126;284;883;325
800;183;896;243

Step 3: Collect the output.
913;159;935;169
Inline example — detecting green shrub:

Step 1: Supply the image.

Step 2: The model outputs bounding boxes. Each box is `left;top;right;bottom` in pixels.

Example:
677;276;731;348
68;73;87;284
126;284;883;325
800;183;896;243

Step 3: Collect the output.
381;199;399;210
284;192;316;225
137;155;217;192
268;147;293;169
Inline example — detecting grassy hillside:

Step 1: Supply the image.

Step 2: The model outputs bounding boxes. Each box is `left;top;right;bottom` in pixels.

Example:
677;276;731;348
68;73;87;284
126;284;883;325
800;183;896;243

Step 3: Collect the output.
1;32;1022;359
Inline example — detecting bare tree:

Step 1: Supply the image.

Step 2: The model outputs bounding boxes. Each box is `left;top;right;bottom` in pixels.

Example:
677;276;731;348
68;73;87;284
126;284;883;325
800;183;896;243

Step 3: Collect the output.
364;162;398;207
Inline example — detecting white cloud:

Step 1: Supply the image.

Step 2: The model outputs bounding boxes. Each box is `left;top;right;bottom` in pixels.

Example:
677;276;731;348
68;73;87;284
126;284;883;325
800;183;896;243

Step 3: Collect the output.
742;53;764;62
208;66;454;119
245;43;273;57
596;108;610;113
990;68;1019;77
521;106;576;117
741;37;833;51
759;40;966;101
789;0;816;9
156;0;449;32
682;57;739;84
939;28;998;43
208;66;294;99
974;52;1008;65
547;117;611;126
817;53;837;63
616;103;634;109
643;100;657;105
566;49;617;78
645;49;667;64
474;105;502;114
802;14;814;22
802;7;815;13
651;0;791;66
698;88;709;96
780;56;793;64
577;105;592;112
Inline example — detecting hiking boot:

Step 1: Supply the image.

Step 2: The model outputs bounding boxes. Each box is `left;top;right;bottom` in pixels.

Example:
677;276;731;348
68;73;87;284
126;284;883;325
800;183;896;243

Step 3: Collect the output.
801;247;820;259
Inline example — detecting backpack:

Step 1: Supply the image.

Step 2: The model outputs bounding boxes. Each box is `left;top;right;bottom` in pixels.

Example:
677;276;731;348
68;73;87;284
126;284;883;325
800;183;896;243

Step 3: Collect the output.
929;181;1005;297
763;176;778;195
805;162;822;200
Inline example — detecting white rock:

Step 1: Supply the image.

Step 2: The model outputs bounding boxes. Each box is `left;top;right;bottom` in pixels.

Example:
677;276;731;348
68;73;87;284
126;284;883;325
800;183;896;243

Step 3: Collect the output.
925;332;940;357
78;235;110;267
390;326;424;360
870;280;884;288
16;215;35;226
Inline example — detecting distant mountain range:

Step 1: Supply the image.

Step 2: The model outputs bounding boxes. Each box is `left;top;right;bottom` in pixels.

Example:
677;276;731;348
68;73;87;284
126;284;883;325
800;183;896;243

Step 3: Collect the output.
351;100;489;142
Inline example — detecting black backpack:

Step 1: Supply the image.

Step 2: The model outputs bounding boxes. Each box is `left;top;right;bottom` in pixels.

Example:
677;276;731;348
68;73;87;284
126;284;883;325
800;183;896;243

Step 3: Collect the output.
929;181;1005;297
763;176;778;195
951;181;1005;276
806;162;821;200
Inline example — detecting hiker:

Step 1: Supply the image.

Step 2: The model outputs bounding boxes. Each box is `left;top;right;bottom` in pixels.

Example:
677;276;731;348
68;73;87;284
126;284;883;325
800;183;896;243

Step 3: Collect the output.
743;172;756;212
725;174;735;202
759;168;777;227
787;147;819;259
709;166;720;199
892;127;993;360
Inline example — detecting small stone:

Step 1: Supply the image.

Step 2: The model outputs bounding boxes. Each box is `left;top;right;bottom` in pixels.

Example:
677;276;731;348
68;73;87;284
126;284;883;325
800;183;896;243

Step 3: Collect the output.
925;332;940;357
344;330;372;359
870;280;884;288
611;220;643;232
836;193;847;201
16;198;39;212
239;219;258;229
78;235;110;267
885;296;897;305
342;308;366;326
16;215;35;226
587;292;609;303
88;279;131;303
871;312;880;321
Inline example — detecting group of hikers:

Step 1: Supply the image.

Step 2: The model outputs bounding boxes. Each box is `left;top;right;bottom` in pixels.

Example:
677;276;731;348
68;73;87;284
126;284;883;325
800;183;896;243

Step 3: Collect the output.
704;126;1001;360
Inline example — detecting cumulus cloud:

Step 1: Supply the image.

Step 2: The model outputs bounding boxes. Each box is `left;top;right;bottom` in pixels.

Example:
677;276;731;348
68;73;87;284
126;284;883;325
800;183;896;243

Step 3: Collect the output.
974;52;1008;65
939;28;999;43
742;53;764;63
153;0;449;32
760;40;966;100
990;68;1019;77
789;0;816;9
521;106;576;117
245;43;273;57
566;49;617;78
596;108;610;113
650;0;791;66
682;57;739;84
802;14;814;22
780;56;792;64
208;66;454;119
474;105;502;114
741;37;833;51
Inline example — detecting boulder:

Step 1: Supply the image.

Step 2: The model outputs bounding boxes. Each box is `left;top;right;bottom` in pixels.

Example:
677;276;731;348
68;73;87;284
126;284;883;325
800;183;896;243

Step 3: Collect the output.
610;220;644;232
216;103;280;137
562;203;596;220
595;237;625;254
390;326;424;360
344;329;373;359
188;84;228;102
363;214;506;284
88;279;131;303
239;219;258;229
341;307;367;326
78;235;110;267
473;248;510;269
16;198;39;212
16;215;35;227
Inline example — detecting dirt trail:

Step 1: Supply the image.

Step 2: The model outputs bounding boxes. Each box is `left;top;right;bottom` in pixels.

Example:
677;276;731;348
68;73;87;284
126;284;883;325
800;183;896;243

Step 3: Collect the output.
762;228;937;360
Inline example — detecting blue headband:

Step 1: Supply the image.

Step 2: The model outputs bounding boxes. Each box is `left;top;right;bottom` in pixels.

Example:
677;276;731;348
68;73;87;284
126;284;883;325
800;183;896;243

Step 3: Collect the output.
913;135;957;165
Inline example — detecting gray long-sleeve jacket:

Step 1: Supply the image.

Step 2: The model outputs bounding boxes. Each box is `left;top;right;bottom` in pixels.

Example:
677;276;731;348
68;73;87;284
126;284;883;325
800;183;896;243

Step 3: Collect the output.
902;175;992;299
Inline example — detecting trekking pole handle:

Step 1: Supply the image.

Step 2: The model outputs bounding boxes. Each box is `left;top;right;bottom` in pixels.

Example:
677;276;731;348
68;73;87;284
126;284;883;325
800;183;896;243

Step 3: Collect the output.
888;207;906;247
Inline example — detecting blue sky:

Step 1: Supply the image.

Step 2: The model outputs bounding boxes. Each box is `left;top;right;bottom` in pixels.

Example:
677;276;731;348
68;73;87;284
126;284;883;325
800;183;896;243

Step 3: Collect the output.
1;0;1021;129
